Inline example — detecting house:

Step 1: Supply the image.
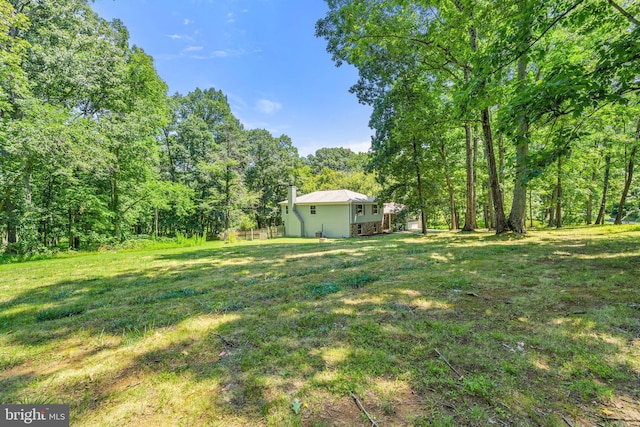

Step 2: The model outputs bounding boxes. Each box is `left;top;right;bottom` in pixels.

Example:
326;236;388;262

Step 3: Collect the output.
280;186;383;238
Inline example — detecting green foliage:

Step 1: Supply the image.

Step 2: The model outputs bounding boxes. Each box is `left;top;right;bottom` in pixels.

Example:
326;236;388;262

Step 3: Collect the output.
290;398;302;415
0;0;30;114
245;130;300;228
340;272;379;288
463;374;496;400
175;232;205;246
306;147;367;174
307;282;341;298
3;0;639;257
317;0;640;234
569;379;614;402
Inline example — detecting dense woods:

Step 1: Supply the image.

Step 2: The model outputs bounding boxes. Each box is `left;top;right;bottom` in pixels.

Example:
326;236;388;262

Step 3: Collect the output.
1;0;639;255
317;0;640;234
0;0;372;254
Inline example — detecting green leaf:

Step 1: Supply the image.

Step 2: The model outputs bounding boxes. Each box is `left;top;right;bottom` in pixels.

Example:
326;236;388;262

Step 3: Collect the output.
291;399;302;415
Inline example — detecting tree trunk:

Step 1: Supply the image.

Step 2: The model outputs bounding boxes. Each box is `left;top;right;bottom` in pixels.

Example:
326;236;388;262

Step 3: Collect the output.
507;56;530;234
112;148;120;239
439;143;458;230
68;207;80;249
586;142;598;225
529;187;534;228
481;108;508;233
595;153;611;224
411;138;428;234
487;183;495;229
112;173;120;239
614;117;640;224
462;123;476;231
6;200;17;244
556;156;562;228
548;187;557;227
498;133;505;188
586;169;595;225
482;200;488;230
225;166;231;233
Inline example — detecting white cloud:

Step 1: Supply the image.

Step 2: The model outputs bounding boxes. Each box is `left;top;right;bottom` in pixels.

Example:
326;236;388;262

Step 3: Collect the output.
344;140;371;153
236;115;290;136
184;49;246;60
184;46;204;52
256;99;282;115
227;93;248;111
167;34;195;41
184;18;193;25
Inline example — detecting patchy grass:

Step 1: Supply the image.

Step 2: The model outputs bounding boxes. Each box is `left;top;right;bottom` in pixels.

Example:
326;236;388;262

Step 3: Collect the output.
1;228;639;426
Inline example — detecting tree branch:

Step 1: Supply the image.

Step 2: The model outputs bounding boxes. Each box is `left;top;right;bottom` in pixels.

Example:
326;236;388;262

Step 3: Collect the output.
492;0;586;74
608;0;639;26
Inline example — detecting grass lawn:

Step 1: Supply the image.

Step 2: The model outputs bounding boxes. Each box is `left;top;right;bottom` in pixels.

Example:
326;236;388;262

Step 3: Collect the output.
1;226;639;426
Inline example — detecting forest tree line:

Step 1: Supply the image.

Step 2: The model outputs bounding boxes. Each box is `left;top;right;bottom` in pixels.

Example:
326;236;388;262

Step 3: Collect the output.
317;0;640;234
1;0;639;255
0;0;377;254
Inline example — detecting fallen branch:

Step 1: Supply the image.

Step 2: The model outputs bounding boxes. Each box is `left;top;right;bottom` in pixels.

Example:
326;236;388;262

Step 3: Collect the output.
502;343;515;353
214;333;234;347
350;392;379;427
562;414;574;427
438;401;456;409
435;348;464;380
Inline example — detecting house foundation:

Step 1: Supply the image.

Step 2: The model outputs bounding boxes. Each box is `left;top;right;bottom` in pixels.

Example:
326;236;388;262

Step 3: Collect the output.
350;221;383;237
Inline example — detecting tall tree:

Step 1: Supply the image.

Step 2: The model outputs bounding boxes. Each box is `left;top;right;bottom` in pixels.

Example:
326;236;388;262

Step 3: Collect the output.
245;131;299;228
614;117;640;224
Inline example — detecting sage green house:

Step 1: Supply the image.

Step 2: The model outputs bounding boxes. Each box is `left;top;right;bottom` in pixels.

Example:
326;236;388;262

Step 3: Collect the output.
280;186;383;238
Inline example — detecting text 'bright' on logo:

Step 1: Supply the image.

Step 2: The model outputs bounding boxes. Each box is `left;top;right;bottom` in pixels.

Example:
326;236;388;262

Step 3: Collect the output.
1;405;69;427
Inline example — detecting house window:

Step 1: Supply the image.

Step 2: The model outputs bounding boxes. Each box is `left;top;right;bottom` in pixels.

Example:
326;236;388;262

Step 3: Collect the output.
372;204;379;215
356;204;364;215
357;224;363;235
310;205;316;215
374;223;378;233
285;206;289;214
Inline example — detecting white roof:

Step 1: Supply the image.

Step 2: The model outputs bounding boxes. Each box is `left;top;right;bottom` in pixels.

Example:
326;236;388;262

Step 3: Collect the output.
280;189;376;204
384;202;405;214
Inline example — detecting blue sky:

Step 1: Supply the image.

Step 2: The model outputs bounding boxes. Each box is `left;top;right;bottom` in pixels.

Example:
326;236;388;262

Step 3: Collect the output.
92;0;373;157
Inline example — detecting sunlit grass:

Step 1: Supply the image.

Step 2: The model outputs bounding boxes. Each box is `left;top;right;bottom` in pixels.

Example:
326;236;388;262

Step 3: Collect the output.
1;227;639;426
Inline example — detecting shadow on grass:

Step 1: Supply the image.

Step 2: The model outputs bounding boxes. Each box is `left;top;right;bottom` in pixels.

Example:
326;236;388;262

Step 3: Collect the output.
1;230;639;425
